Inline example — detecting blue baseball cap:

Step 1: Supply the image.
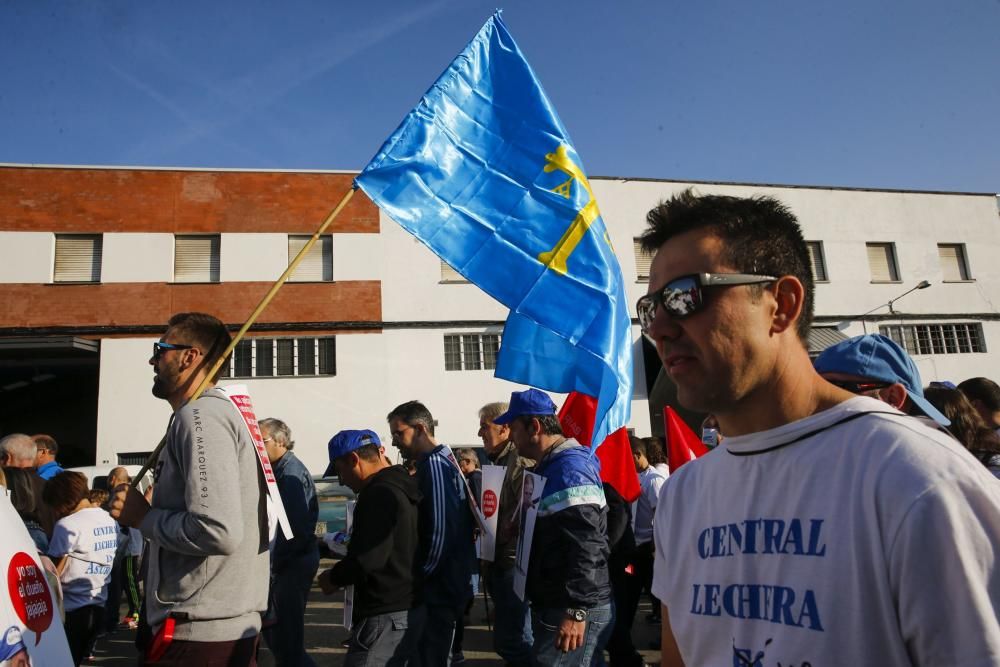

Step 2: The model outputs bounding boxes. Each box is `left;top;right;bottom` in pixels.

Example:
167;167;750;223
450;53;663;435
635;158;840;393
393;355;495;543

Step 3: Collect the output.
493;388;557;424
324;429;381;476
814;334;950;426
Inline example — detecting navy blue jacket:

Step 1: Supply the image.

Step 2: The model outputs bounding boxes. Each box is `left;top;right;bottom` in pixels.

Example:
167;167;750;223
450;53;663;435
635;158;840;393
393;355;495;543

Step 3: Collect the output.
416;445;476;609
271;450;318;572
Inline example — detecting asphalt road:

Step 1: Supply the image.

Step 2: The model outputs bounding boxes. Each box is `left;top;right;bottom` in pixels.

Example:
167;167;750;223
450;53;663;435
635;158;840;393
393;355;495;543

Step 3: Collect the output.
91;556;663;666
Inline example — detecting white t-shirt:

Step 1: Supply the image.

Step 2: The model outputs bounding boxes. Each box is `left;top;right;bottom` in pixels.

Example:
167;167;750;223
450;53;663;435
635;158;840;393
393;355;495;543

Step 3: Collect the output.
652;396;1000;666
633;465;668;545
48;507;119;612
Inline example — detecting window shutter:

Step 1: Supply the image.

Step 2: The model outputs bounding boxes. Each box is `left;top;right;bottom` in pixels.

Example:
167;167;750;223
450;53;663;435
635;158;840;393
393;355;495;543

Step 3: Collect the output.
866;243;897;282
288;235;332;282
938;244;968;281
440;260;466;282
806;242;828;281
54;235;102;282
174;235;220;282
633;239;653;281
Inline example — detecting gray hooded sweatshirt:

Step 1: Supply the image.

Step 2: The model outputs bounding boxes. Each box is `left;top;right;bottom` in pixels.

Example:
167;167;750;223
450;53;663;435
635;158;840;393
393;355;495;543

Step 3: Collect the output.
139;387;269;641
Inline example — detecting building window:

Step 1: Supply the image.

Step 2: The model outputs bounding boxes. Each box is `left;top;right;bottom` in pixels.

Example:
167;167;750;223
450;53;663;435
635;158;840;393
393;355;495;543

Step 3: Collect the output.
444;334;500;371
174;235;220;283
288;235;333;282
805;241;828;282
937;244;971;281
54;234;102;283
440;260;468;283
223;337;336;378
633;239;653;282
866;242;899;282
880;323;986;355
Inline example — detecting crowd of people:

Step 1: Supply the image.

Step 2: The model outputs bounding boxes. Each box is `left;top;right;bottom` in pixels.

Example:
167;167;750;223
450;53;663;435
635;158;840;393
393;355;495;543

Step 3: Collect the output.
4;188;1000;666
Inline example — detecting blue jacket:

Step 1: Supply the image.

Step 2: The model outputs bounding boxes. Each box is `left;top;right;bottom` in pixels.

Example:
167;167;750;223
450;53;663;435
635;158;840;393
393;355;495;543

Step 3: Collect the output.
528;439;611;609
271;451;318;572
416;444;476;609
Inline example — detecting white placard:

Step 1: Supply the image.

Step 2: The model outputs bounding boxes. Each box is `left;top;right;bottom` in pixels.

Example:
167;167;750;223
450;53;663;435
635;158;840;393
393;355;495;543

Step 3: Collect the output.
478;465;505;562
0;492;72;666
218;385;293;540
343;500;356;631
513;472;545;601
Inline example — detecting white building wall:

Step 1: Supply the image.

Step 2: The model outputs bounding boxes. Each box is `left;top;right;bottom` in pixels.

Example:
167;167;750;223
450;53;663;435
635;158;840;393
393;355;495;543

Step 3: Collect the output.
102;234;173;283
0;232;53;282
221;233;286;282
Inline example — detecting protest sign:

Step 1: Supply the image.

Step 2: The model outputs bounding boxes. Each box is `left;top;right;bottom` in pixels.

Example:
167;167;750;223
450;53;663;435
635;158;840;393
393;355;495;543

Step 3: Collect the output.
513;472;545;601
478;465;505;562
0;493;71;666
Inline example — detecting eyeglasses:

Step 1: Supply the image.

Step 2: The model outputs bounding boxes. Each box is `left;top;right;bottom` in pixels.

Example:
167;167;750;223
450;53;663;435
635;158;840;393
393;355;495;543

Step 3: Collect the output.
636;272;777;332
152;341;194;360
826;379;891;395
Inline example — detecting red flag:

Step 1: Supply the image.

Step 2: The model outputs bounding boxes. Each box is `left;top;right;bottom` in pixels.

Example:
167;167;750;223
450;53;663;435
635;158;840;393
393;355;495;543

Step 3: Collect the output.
664;406;708;473
559;391;641;502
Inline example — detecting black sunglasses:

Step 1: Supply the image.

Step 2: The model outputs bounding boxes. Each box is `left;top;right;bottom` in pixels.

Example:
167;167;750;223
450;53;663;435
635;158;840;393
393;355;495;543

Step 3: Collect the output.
152;341;194;359
826;379;891;395
636;272;777;331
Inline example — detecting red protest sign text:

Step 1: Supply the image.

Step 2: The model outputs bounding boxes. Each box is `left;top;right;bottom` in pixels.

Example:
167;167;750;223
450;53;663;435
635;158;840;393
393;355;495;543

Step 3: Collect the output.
7;551;54;645
482;490;498;518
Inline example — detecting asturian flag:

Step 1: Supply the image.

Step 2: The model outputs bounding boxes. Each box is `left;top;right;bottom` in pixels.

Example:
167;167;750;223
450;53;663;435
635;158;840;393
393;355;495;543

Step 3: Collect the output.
355;12;632;448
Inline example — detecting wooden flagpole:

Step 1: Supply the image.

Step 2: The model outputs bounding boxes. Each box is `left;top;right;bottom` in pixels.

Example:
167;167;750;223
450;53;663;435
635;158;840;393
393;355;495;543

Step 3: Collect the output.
131;187;357;487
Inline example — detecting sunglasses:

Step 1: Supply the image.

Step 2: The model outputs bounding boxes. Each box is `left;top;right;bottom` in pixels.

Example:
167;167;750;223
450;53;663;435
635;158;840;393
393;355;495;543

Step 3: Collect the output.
826;379;891;395
636;272;777;331
152;341;194;359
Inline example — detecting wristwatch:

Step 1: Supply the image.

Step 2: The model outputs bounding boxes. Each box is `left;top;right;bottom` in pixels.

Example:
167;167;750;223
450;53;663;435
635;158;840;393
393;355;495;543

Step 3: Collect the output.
565;608;588;622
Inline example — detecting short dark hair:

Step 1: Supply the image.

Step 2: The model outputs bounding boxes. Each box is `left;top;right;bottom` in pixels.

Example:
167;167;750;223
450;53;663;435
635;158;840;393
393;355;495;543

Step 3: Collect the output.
640;188;814;341
387;400;436;436
629;434;647;457
43;470;89;520
958;377;1000;412
338;443;382;464
644;436;667;466
167;312;232;380
32;434;57;456
514;414;563;436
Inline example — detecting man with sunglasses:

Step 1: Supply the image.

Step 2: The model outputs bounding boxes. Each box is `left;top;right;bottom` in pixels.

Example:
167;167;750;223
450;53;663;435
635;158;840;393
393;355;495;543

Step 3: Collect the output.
110;312;268;666
814;333;951;429
640;189;1000;666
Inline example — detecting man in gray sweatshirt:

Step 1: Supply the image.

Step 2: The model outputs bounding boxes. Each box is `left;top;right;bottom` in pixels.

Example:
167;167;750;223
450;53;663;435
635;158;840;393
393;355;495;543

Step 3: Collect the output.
111;312;269;665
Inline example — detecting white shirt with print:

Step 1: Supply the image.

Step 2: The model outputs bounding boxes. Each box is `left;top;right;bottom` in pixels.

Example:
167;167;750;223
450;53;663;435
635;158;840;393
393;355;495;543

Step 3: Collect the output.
48;507;119;612
652;396;1000;666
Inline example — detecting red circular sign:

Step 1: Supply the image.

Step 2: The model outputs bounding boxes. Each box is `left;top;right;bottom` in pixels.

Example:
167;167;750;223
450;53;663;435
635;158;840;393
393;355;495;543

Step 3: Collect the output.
482;490;498;518
7;551;54;645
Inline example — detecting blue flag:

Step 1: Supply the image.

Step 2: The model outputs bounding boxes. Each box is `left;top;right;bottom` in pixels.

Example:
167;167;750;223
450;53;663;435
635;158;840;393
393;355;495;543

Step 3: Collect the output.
355;12;632;448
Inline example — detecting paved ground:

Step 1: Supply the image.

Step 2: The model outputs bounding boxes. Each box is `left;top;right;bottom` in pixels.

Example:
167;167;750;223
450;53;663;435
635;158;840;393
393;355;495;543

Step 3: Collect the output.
91;557;663;666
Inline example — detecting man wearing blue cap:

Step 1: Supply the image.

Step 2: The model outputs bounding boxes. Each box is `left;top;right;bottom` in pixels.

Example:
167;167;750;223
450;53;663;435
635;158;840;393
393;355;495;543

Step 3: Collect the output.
813;333;951;428
386;401;476;666
494;388;613;666
317;429;424;666
638;190;1000;666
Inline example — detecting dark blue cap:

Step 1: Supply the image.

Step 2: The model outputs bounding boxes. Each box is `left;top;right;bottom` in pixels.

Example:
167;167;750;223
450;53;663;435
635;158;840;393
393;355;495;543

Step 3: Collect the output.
324;429;381;476
814;334;950;426
493;388;557;424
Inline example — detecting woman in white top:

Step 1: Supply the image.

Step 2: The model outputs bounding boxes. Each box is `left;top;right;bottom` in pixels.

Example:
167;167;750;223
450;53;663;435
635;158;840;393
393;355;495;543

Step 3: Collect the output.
43;471;118;666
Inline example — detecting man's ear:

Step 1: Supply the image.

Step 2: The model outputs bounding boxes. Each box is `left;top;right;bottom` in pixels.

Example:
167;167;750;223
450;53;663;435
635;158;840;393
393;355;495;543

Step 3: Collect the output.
530;417;542;437
880;383;908;411
770;276;804;335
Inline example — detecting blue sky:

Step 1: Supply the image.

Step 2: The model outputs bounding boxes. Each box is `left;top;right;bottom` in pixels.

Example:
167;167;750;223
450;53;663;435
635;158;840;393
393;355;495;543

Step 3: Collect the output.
2;0;998;192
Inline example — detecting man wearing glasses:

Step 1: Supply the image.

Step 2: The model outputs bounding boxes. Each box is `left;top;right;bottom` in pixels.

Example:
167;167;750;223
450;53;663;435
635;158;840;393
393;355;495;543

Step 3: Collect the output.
814;333;951;429
110;312;268;665
640;189;1000;666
